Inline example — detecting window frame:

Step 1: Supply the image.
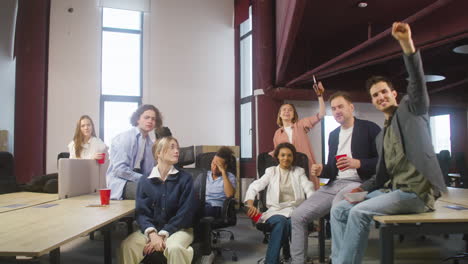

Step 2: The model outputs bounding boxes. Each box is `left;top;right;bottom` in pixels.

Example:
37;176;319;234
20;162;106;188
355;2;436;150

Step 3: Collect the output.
99;8;144;141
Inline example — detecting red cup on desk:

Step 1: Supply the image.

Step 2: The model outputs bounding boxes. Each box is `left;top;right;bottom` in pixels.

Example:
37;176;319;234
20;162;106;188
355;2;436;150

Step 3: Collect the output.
335;154;347;171
99;189;111;205
97;153;106;164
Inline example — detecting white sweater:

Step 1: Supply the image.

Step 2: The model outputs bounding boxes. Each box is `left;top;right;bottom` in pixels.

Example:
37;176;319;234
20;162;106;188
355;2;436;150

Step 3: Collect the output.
244;165;315;222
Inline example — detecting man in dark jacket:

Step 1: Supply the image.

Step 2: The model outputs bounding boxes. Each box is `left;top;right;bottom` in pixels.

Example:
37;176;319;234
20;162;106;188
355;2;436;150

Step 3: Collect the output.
329;22;447;264
291;92;381;264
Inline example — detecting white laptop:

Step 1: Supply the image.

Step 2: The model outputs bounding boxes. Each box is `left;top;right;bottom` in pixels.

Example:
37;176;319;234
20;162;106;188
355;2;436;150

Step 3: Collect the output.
58;159;108;199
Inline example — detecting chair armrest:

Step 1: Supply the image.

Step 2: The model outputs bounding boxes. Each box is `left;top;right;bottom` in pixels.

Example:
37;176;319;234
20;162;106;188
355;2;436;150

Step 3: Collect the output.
221;197;237;225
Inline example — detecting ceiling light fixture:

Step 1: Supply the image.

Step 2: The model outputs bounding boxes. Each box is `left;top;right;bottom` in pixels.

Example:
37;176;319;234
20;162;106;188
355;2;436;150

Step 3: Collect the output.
406;75;446;82
453;44;468;54
424;75;446;82
357;1;368;8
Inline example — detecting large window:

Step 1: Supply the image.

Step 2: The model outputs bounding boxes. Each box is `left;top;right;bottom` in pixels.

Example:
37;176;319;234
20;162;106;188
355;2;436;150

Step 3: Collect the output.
430;114;451;154
322;115;340;164
100;8;143;146
240;7;253;159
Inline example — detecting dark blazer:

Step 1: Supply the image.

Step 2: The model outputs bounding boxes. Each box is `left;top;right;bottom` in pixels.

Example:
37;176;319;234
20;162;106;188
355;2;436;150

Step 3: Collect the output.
322;118;381;183
361;51;447;196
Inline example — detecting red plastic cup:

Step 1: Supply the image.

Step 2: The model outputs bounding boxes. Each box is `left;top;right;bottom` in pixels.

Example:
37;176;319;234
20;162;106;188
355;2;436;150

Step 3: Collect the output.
245;206;262;223
99;189;111;205
252;212;262;223
335;154;347;171
97;153;106;164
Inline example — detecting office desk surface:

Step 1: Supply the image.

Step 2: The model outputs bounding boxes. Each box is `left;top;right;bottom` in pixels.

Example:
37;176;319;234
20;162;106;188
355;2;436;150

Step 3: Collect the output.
374;200;468;224
0;192;58;213
440;187;468;206
0;194;134;257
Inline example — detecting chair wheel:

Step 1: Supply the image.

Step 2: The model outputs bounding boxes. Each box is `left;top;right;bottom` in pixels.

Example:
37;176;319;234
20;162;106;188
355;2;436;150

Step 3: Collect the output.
230;235;234;240
232;254;238;261
213;238;217;244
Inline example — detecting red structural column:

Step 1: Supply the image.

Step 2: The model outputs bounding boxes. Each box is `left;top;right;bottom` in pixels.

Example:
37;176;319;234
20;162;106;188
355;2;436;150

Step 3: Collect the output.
14;0;50;183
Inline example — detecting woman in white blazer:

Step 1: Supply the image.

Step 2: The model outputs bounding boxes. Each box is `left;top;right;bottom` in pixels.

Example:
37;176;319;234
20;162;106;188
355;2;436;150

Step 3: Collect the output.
245;142;315;264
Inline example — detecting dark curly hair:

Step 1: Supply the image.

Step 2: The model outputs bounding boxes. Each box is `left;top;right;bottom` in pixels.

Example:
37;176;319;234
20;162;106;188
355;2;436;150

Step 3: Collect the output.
215;146;235;172
273;142;297;166
130;104;162;129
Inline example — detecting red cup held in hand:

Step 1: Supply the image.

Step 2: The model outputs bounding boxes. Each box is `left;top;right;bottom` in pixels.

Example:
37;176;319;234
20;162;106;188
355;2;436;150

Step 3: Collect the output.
99;189;111;205
97;153;106;164
336;154;347;171
244;206;262;223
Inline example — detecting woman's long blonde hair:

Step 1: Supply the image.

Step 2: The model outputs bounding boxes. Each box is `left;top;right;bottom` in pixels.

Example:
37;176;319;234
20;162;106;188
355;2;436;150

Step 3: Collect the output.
73;115;96;158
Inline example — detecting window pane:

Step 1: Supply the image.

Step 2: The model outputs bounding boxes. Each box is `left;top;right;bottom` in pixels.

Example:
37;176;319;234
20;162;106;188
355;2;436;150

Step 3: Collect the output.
430;114;451;153
103;101;139;146
103;8;141;30
240;35;252;98
241;102;252;158
323;116;340;164
240;6;252;36
102;31;141;96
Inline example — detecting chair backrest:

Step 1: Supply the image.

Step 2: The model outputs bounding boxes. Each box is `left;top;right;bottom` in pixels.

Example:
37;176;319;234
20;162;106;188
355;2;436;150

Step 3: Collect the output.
57;152;70;160
0;152;16;194
437;150;451;185
256;151;309;212
176;146;195;167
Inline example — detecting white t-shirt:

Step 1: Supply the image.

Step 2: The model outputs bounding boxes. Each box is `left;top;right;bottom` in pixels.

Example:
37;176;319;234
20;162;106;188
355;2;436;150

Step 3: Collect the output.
284;126;293;143
68;137;107;159
336;126;360;180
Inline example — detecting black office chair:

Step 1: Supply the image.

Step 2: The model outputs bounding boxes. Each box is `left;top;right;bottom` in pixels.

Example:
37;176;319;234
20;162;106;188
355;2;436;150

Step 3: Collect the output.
255;152;323;262
176;146;195;168
0;152;16;194
454;152;467;188
195;152;238;261
437;150;451;186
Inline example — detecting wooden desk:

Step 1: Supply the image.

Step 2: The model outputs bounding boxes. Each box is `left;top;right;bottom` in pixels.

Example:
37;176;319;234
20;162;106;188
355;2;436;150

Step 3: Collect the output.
0;194;135;264
374;200;468;264
440;187;468;206
0;192;58;213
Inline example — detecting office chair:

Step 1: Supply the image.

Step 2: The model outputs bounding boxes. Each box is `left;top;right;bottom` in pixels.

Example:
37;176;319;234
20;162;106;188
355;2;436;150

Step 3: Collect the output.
195;152;238;261
0;152;16;194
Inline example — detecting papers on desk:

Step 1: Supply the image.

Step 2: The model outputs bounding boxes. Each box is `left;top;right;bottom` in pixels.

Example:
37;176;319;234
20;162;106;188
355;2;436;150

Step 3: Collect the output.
33;204;58;208
2;204;27;208
444;204;468;210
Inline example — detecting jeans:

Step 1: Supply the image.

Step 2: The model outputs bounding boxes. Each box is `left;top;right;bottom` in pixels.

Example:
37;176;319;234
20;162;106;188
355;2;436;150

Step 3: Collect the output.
265;215;291;264
330;189;426;264
204;203;222;218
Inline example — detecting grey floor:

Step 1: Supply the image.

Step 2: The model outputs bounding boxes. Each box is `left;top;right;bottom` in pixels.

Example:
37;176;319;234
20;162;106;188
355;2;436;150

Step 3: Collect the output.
1;214;467;264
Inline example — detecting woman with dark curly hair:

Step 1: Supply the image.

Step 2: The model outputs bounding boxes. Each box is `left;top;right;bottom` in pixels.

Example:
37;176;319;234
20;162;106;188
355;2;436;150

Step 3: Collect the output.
245;143;315;264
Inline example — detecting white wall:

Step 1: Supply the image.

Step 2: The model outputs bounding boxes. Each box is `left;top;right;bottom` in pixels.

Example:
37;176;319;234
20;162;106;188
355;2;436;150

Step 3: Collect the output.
147;0;235;147
287;100;384;164
0;0;17;153
47;0;102;173
47;0;235;172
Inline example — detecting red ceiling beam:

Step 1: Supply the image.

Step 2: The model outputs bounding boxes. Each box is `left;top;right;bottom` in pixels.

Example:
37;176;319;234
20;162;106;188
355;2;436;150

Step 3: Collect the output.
286;0;466;87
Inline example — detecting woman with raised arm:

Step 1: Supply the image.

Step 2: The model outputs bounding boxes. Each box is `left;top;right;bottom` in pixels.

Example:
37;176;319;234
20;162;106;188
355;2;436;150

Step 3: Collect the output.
272;82;326;189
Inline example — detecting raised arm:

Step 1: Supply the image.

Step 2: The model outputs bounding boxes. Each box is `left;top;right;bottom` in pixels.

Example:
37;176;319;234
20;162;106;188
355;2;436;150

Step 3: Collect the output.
392;22;429;115
314;82;326;119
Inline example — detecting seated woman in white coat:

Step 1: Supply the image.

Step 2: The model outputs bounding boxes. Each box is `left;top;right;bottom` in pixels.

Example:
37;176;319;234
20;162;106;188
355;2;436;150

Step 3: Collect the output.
68;115;107;160
245;142;315;264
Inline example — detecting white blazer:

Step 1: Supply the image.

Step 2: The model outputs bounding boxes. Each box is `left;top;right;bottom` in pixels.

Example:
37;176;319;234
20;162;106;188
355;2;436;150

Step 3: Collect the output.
244;165;315;222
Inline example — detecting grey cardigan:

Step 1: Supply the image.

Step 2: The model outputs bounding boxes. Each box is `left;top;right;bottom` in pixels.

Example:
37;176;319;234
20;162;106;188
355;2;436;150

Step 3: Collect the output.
361;51;447;196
